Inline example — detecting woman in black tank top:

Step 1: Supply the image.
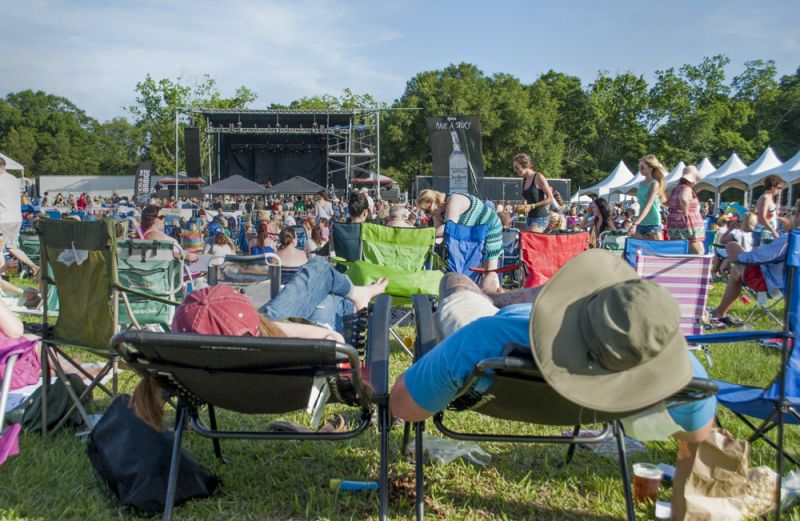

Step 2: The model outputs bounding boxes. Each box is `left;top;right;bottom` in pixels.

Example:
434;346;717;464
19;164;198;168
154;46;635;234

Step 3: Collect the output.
514;153;553;230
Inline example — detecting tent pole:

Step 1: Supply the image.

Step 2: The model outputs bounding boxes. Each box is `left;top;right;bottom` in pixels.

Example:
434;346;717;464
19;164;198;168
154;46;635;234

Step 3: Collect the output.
375;110;381;200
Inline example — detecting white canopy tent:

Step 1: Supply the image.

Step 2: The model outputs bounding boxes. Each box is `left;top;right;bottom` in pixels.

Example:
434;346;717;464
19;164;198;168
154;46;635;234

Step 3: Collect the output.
728;147;783;191
694;153;748;207
613;170;644;195
664;161;688;189
748;149;800;204
0;152;25;184
577;161;635;202
696;157;717;179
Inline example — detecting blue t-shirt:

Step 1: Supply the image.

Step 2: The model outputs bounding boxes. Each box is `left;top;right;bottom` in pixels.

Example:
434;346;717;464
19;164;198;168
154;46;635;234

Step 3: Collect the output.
404;303;716;433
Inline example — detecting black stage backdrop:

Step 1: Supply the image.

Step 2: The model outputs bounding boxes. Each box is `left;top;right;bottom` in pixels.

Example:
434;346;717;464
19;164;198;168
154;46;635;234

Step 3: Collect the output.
222;134;328;187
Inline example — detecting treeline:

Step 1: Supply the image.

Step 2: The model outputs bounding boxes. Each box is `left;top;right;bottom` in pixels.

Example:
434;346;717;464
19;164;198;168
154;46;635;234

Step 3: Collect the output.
1;56;798;190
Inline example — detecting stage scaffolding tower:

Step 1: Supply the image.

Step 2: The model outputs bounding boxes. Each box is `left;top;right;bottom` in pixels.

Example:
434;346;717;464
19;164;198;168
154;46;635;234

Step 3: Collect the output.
189;108;383;198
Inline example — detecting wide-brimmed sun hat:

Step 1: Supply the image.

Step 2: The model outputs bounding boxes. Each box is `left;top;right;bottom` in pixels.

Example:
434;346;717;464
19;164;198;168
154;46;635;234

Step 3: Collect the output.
680;165;704;184
529;249;691;413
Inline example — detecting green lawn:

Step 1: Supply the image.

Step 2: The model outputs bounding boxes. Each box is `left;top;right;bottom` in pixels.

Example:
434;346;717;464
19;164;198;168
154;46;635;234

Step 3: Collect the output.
1;281;799;520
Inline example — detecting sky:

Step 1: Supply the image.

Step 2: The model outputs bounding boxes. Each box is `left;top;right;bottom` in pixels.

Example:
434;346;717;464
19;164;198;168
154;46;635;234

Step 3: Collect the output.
1;0;798;122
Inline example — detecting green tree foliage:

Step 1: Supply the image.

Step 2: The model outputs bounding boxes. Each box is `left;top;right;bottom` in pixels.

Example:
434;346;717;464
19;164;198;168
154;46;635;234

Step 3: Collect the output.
2;56;799;192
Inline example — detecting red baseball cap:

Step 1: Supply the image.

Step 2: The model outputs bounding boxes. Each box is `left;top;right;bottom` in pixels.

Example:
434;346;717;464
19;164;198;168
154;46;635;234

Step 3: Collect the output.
172;285;260;336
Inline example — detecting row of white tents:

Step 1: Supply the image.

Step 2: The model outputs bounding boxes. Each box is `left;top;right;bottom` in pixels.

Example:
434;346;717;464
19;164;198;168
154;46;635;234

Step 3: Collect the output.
573;146;800;207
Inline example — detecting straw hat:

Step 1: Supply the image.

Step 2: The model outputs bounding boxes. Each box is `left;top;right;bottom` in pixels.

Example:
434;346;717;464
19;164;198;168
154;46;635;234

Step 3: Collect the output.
529;250;692;413
680;165;704;184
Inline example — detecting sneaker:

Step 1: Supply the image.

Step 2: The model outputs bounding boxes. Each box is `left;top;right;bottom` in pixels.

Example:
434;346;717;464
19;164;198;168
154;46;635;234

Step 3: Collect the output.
708;315;744;327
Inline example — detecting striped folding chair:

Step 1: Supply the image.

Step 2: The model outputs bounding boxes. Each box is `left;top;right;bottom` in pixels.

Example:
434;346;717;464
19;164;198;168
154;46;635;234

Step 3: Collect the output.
634;250;715;364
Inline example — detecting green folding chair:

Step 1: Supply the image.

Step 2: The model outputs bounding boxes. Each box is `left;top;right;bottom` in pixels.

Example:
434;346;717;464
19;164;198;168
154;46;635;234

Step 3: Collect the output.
347;223;442;355
38;218;181;434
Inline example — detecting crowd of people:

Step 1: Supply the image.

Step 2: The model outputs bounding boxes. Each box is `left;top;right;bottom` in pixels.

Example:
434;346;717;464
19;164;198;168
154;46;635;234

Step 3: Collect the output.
2;151;799;504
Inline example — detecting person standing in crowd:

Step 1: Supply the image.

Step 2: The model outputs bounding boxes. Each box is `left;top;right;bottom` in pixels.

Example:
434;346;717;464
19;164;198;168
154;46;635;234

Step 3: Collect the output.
632;154;667;240
666;165;706;254
416;189;503;292
0;157;38;276
753;175;784;246
314;191;333;224
514;153;555;232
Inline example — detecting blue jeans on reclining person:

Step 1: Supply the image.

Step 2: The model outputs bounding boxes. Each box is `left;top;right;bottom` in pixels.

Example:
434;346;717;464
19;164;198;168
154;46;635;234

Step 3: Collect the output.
262;257;355;334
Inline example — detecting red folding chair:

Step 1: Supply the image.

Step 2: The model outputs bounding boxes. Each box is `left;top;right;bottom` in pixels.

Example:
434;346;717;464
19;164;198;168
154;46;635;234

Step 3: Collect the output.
518;232;590;287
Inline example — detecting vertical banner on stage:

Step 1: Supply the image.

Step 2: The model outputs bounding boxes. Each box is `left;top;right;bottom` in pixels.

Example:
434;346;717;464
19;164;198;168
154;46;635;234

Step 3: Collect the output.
425;116;484;196
133;160;153;206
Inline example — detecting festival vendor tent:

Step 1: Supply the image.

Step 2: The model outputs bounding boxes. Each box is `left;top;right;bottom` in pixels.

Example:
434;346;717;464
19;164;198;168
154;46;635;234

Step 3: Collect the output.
664;161;688;188
265;176;326;195
0;152;25;186
201;175;267;195
749;149;800;204
730;147;783;190
694;153;748;207
614;170;644;195
578;161;635;202
697;157;717;179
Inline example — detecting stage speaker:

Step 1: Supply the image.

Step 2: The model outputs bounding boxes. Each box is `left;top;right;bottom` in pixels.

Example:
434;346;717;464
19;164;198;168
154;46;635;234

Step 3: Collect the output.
184;127;202;177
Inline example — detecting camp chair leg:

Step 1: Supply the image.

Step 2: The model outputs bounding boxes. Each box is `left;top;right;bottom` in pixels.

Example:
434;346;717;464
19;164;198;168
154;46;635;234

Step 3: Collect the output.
207;405;225;464
389;327;413;357
401;420;411;453
378;404;389;521
41;343;50;436
50;345;115;397
45;347;94;434
737;411;800;466
164;406;187;521
0;354;18;426
613;421;635;521
557;425;581;469
111;356;119;396
415;420;425;521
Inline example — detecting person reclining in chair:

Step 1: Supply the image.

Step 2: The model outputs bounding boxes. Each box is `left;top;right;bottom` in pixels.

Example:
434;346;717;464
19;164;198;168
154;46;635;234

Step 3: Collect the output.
390;250;717;450
708;200;800;327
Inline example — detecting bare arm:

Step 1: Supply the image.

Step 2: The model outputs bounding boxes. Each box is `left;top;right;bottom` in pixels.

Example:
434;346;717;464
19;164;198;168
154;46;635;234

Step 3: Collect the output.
275;321;345;344
389;374;435;422
534;174;555;209
0;300;24;339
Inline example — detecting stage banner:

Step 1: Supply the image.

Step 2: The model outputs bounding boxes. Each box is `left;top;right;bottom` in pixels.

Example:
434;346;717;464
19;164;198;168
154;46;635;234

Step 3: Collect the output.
425;116;484;196
133;160;153;207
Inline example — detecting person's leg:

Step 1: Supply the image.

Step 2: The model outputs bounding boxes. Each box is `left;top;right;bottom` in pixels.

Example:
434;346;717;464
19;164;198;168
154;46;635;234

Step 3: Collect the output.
307;294;354;334
1;223;36;274
263;257;351;321
688;240;704;255
435;274;499;341
711;275;743;318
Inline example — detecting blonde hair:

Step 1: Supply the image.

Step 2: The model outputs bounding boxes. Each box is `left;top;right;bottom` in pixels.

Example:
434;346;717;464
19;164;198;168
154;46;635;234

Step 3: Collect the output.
743;212;757;233
639;154;667;203
513;153;533;169
416;189;446;210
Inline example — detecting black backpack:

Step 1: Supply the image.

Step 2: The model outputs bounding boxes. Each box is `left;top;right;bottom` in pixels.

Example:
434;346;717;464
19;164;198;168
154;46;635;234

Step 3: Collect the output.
87;395;219;514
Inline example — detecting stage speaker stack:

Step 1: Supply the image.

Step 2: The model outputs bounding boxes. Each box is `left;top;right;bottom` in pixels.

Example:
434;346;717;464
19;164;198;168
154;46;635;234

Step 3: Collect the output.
184;127;202;177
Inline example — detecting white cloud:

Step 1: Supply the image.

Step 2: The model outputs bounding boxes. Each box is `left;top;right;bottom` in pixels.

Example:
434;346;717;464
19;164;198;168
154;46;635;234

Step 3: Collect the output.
0;0;405;121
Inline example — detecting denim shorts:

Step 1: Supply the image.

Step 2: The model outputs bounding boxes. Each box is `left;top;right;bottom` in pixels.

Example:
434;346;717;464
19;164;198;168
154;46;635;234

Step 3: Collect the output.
635;224;662;236
526;215;550;229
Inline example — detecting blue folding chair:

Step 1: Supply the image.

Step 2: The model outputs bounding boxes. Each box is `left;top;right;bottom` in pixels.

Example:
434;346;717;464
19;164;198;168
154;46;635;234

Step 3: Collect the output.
442;221;487;282
686;229;800;519
623;238;689;267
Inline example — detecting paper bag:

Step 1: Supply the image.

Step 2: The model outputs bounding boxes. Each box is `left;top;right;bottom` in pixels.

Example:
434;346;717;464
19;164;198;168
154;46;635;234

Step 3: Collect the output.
672;428;749;520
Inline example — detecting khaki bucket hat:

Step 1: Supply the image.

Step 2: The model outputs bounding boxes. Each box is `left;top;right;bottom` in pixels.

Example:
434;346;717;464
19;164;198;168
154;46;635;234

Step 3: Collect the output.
529;249;692;413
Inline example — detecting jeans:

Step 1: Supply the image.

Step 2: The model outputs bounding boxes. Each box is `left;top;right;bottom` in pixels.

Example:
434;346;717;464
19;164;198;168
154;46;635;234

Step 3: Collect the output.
263;257;355;333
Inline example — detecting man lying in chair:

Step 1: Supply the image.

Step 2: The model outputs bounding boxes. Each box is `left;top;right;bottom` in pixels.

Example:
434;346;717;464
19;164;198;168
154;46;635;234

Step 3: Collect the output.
390;250;717;448
708;200;800;327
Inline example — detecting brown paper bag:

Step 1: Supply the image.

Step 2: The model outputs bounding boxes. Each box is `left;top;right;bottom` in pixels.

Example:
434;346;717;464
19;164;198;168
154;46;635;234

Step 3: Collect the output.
672;428;750;521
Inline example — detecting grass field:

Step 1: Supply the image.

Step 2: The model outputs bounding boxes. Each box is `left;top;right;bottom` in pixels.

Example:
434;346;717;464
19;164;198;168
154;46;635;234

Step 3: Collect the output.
1;280;799;520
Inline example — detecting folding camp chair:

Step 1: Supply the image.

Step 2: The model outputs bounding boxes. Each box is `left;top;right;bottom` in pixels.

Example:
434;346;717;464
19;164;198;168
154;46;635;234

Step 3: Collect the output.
111;294;393;521
440;220;487;282
38;218;181;434
116;239;185;331
405;294;718;521
351;223;442;354
331;222;362;263
208;253;281;305
741;286;784;329
518;231;590;287
622;237;688;267
634;250;715;364
1;336;38;463
598;230;628;252
685;229;800;519
500;228;523;289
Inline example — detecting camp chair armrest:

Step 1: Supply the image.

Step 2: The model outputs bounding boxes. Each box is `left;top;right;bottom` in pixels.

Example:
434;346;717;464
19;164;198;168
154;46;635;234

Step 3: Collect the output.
113;283;181;307
365;295;392;402
686;330;791;344
412;294;438;361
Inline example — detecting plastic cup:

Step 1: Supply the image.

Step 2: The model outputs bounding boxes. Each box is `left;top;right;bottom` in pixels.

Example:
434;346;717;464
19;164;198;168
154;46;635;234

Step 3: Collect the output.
632;463;663;503
402;336;414;350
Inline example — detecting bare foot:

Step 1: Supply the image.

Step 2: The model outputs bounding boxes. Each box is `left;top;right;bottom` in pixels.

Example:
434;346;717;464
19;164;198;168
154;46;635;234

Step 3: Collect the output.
349;277;389;311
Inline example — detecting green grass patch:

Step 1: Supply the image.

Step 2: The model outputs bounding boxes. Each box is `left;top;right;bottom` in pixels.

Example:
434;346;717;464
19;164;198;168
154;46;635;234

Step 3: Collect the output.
1;280;799;519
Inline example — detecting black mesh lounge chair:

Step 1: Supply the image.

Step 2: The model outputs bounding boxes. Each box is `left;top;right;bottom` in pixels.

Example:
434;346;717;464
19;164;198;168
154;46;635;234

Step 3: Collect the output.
207;253;281;303
403;294;718;521
111;294;392;521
